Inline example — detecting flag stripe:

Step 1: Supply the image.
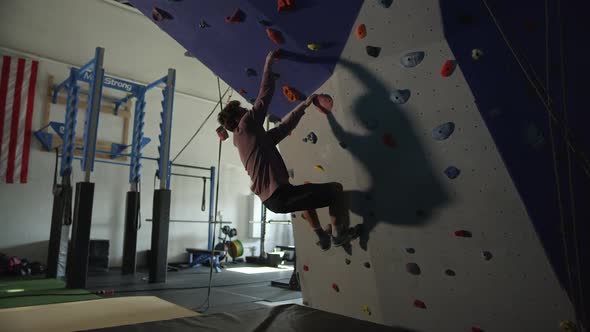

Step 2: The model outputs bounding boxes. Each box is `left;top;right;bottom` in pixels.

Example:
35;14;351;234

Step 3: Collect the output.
0;56;10;178
0;58;16;181
14;61;32;180
21;60;38;183
6;58;26;183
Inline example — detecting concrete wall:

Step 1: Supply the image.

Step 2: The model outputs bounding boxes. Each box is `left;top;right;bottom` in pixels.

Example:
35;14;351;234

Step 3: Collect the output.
0;0;292;267
279;1;577;331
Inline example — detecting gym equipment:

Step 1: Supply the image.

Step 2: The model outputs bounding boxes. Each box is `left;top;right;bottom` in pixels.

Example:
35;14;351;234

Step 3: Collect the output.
37;47;176;287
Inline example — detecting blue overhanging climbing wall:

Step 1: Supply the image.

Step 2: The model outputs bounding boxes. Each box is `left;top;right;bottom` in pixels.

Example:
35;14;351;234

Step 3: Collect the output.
440;0;590;324
129;0;363;118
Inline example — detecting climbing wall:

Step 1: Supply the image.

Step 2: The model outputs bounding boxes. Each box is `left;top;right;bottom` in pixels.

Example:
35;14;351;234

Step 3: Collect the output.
129;0;589;330
277;1;580;331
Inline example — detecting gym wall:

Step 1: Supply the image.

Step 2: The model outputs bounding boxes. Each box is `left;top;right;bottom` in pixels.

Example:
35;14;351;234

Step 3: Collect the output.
278;1;578;331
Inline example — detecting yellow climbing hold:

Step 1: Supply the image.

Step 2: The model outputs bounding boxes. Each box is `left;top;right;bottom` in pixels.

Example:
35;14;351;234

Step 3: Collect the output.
361;305;372;316
560;320;576;331
314;165;325;172
307;43;322;51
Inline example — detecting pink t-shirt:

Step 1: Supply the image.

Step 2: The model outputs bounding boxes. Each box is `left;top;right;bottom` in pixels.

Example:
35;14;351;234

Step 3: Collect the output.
232;67;306;202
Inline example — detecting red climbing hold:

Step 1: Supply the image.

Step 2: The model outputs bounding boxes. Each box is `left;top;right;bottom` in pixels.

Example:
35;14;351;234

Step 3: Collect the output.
239;89;247;95
356;24;367;39
304;181;312;184
225;8;245;23
313;94;334;114
441;60;456;77
382;133;397;148
454;230;473;238
471;327;484;332
277;0;295;12
266;28;285;45
303;264;309;272
152;7;173;22
413;300;427;309
332;283;340;292
282;86;301;102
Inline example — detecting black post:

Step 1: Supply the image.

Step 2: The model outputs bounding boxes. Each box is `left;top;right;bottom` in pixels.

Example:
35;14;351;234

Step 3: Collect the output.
122;191;140;275
66;182;94;289
46;184;72;278
149;189;171;283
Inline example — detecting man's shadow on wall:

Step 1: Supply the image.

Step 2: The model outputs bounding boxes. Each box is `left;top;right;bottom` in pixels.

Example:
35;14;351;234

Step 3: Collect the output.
282;52;451;251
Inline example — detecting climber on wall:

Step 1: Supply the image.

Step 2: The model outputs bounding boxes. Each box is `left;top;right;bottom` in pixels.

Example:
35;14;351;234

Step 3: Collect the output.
217;50;358;251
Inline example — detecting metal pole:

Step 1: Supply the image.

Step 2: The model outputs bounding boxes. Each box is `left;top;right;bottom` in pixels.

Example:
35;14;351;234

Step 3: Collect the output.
82;47;105;182
159;69;175;190
171;163;211;171
208;167;215;250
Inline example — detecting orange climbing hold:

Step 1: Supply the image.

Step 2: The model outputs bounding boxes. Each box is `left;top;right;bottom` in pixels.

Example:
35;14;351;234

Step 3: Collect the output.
441;60;457;77
382;133;396;148
239;89;247;95
332;283;340;292
413;300;427;309
266;28;285;45
356;24;367;39
282;86;302;102
225;8;245;23
277;0;295;12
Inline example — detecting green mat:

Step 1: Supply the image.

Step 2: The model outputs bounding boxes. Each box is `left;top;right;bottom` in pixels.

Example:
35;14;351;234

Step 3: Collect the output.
0;277;99;309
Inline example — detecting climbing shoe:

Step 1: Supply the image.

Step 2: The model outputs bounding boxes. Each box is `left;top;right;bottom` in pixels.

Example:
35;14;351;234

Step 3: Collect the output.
332;226;360;247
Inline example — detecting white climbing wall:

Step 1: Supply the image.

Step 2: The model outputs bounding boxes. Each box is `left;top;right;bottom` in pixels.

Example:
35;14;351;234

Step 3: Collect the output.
279;1;576;331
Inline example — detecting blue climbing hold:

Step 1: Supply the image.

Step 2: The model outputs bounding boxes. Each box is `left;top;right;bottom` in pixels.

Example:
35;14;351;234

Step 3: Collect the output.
401;51;425;68
432;122;455;141
378;0;394;8
390;89;411;104
444;166;461;179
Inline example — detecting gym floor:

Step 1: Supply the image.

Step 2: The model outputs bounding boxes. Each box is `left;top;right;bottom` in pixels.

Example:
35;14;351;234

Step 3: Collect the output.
0;262;300;313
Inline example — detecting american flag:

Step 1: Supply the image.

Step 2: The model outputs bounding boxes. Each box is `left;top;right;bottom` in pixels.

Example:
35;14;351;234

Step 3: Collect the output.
0;55;39;184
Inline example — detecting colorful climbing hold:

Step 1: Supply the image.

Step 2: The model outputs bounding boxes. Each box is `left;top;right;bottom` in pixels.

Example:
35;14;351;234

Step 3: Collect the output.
266;28;284;45
377;0;394;8
413;300;427;309
445;269;456;276
152;7;173;22
282;86;302;102
314;165;325;172
307;43;322;51
361;305;372;315
303;264;309;272
482;251;493;261
345;258;351;265
401;51;425;68
406;248;415;254
356;24;367;39
225;8;245;23
454;230;473;238
303;132;318;144
245;68;257;77
332;283;340;292
559;320;576;331
364;262;371;269
440;60;457;77
239;89;247;95
366;46;381;58
382;133;397;148
432;122;455;141
277;0;295;12
199;20;210;29
406;262;421;275
444;166;461;179
472;48;484;60
312;94;334;114
390;89;411;104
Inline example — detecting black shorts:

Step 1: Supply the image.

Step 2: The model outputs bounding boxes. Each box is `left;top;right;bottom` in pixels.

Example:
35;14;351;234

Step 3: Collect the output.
263;183;337;214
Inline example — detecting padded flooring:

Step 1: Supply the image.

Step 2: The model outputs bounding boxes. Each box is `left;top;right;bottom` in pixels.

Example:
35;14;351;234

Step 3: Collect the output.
0;277;99;309
86;262;301;314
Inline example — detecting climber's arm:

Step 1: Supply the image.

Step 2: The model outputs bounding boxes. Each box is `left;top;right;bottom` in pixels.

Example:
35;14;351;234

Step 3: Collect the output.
267;95;315;145
250;50;278;126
